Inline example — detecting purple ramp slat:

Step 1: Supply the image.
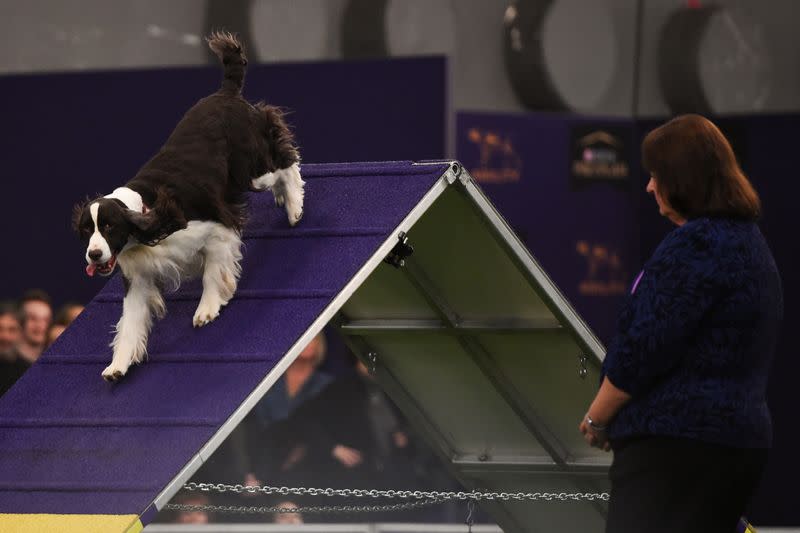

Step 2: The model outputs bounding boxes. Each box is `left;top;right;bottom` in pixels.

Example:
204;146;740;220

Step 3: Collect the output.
0;362;272;424
0;161;450;515
41;297;333;363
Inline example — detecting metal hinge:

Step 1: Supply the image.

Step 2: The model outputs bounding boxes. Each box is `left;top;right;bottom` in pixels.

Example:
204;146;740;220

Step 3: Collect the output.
384;231;414;268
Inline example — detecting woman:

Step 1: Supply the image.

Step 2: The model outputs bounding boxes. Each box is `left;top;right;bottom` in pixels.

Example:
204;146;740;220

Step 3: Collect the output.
580;114;782;533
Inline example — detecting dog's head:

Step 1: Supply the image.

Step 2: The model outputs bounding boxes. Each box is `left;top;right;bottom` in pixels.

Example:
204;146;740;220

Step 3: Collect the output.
73;198;136;277
73;193;187;277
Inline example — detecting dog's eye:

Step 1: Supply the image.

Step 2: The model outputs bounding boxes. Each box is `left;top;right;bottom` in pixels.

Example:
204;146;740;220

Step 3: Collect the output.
102;223;113;231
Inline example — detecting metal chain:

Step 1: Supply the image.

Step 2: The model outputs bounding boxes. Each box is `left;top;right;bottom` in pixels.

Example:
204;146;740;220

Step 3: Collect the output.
165;498;444;516
180;481;609;505
170;483;608;516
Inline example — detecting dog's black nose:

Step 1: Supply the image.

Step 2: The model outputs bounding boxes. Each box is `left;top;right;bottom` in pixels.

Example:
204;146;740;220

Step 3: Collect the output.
88;249;103;261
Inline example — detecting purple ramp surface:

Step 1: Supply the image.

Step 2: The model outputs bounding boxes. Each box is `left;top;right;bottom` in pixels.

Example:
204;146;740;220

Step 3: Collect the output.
0;161;449;515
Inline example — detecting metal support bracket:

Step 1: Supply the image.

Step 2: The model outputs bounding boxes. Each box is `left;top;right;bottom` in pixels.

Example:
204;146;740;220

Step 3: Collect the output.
384;231;414;268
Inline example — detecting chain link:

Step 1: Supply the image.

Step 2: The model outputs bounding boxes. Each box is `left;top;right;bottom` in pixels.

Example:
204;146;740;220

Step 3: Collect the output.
174;482;609;515
165;497;444;516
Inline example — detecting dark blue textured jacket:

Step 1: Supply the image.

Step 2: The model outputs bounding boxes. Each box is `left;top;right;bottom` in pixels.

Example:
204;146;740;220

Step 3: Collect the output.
603;218;782;448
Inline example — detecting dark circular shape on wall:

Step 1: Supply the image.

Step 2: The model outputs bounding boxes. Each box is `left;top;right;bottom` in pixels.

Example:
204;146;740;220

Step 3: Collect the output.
341;0;389;59
385;1;456;57
502;0;567;111
341;0;456;60
659;6;772;115
541;0;618;112
658;6;719;115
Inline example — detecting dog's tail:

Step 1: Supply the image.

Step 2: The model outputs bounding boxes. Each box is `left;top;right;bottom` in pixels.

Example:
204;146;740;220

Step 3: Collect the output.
206;31;247;95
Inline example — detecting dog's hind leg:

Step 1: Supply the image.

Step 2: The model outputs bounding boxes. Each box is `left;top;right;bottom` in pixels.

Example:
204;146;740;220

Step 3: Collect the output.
103;274;163;381
252;103;304;225
251;171;286;207
193;224;243;327
251;163;304;225
278;163;304;225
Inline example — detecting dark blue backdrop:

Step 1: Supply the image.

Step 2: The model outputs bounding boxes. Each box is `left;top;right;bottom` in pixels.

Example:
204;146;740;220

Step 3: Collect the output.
456;112;640;345
0;57;446;307
457;110;800;526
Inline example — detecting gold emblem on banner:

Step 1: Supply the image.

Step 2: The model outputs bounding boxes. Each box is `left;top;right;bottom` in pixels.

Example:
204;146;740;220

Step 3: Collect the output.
576;240;627;296
467;128;521;183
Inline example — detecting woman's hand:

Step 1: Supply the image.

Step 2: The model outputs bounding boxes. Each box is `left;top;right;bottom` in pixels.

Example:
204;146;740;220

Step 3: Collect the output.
580;376;631;452
579;415;611;452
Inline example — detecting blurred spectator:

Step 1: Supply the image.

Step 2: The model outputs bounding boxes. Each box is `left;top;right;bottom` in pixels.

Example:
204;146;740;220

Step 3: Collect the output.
0;301;22;355
187;333;334;523
45;301;85;348
266;357;424;515
244;332;334;486
172;493;212;524
45;323;67;348
17;289;52;364
248;357;433;522
54;302;84;327
273;500;303;525
253;332;333;428
0;301;29;397
304;359;417;487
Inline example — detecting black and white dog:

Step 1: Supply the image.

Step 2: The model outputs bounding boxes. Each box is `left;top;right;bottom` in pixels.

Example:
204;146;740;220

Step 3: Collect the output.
73;32;304;381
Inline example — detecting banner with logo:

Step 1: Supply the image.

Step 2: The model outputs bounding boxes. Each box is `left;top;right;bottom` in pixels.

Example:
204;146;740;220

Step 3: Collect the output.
457;112;640;343
570;125;632;188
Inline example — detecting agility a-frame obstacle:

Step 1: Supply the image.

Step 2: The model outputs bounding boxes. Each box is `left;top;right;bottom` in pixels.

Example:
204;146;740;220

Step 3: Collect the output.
0;161;609;532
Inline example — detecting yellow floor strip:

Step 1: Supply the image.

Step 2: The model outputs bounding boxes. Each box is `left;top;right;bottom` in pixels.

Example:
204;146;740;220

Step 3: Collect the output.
0;514;142;533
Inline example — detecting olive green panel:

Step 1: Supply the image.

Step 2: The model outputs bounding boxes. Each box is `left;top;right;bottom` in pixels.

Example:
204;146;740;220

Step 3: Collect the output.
365;332;554;460
341;262;439;320
404;188;555;322
476;331;608;463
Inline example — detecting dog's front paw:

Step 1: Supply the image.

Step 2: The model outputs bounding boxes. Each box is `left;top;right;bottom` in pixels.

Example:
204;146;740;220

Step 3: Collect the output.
102;363;128;382
251;173;275;192
287;205;303;226
272;182;287;207
193;301;221;327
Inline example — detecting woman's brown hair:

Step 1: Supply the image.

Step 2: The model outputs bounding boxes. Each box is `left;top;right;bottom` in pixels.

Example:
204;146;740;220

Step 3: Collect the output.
642;114;760;220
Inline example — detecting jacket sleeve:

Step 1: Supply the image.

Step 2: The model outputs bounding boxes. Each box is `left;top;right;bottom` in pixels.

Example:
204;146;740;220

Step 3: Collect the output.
603;222;721;397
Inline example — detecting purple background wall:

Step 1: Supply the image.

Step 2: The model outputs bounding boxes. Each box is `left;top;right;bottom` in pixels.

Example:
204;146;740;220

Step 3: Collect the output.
457;111;800;526
0;57;446;308
456;112;640;345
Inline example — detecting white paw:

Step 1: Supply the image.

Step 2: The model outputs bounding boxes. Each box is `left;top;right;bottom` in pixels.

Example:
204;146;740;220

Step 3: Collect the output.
251;173;276;191
193;300;221;327
102;363;129;382
274;192;285;206
286;202;303;226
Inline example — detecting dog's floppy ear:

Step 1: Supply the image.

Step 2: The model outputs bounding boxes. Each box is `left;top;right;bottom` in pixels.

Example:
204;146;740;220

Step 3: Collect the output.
124;187;187;246
72;195;97;234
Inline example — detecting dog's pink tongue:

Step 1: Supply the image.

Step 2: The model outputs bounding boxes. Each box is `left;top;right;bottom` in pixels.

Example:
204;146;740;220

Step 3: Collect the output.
86;263;97;277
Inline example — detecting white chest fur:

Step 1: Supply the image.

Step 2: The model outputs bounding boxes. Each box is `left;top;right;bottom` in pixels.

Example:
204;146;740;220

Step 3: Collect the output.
118;221;242;290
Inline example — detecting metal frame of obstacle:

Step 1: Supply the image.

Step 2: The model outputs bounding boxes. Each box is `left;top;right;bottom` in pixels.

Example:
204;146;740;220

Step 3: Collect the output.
0;161;608;533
